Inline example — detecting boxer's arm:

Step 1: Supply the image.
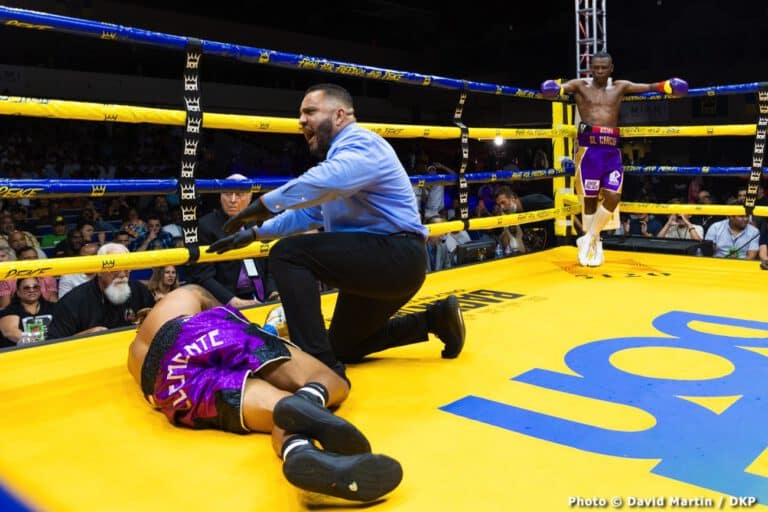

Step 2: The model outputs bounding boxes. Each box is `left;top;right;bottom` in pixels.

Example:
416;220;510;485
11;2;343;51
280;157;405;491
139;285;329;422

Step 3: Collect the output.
621;78;688;96
541;78;581;98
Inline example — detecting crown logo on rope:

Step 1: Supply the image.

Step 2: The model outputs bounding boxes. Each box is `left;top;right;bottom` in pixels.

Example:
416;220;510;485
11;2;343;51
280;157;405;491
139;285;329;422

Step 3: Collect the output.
180;183;196;200
180;161;196;177
186;116;202;134
181;205;197;221
186;52;201;69
184;96;201;112
183;227;198;244
183;138;199;155
91;185;107;196
184;74;199;91
101;259;116;270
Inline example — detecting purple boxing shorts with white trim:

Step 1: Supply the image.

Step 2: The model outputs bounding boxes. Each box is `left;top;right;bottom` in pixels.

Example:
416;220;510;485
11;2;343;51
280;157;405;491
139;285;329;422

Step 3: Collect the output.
576;124;623;196
141;305;291;433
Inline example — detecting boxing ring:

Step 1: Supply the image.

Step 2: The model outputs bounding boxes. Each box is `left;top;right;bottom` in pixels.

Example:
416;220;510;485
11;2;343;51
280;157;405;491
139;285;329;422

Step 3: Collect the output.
1;6;767;511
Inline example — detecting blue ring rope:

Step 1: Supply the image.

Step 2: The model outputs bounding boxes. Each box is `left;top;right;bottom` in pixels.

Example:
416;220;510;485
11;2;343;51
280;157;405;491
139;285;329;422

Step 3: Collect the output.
1;6;764;101
0;165;754;199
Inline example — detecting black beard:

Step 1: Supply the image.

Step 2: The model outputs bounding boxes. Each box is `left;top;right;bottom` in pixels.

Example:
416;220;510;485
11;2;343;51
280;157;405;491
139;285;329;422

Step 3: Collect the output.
309;118;333;159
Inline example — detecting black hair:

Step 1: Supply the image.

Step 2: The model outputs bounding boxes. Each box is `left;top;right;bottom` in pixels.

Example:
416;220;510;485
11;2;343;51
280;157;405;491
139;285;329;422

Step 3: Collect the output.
15;245;36;257
12;276;40;304
495;185;517;199
592;50;612;62
305;83;354;110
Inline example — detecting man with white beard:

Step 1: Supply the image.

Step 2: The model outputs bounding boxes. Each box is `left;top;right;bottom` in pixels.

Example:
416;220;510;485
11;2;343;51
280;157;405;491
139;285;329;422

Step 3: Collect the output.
48;243;155;340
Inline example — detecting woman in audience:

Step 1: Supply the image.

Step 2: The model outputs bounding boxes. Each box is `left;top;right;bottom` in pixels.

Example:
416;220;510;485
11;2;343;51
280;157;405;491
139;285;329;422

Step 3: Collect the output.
0;277;55;347
145;265;180;301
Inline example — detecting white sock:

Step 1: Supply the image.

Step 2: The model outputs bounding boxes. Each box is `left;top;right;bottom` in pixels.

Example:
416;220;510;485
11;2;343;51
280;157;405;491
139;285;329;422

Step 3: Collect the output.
582;214;594;235
588;205;613;238
281;438;310;461
296;383;328;407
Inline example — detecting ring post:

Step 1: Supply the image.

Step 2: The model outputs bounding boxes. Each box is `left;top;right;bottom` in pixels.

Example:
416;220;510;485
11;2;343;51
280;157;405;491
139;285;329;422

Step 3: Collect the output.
552;80;573;239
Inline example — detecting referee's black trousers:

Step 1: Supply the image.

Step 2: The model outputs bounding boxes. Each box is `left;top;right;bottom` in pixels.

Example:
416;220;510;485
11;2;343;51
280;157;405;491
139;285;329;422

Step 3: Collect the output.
268;231;429;375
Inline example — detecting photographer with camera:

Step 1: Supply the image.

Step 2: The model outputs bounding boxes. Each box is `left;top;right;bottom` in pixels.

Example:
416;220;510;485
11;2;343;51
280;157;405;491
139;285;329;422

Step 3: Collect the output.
657;200;704;240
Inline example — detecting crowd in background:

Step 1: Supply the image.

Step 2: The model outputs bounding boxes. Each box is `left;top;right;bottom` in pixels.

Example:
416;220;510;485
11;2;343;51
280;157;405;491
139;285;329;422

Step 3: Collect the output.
0;117;766;348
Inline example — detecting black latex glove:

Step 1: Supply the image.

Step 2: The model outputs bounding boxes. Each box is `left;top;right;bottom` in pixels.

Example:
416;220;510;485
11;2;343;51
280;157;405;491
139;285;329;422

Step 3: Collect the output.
223;197;275;234
206;228;257;254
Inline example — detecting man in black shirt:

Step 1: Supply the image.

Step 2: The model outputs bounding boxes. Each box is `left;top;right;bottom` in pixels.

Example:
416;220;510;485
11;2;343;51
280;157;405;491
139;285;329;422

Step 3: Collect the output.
48;243;155;339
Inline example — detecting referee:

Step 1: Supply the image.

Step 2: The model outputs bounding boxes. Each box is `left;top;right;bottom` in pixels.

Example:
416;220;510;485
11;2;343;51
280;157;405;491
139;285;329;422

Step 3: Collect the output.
209;83;465;382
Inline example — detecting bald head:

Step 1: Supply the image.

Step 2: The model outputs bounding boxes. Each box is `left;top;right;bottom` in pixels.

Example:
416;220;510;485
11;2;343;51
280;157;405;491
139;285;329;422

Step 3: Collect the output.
221;174;253;218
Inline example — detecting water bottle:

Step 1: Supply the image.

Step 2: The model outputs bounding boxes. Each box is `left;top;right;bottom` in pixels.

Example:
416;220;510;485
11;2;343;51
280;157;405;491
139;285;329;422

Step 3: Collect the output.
18;331;35;345
495;243;504;259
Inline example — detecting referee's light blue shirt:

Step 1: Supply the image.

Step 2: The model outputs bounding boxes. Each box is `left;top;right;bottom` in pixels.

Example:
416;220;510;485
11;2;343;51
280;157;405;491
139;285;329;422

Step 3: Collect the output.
258;123;427;239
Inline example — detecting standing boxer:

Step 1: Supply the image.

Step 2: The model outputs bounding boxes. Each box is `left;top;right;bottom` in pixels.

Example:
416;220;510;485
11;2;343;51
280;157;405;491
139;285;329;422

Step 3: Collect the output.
542;51;688;266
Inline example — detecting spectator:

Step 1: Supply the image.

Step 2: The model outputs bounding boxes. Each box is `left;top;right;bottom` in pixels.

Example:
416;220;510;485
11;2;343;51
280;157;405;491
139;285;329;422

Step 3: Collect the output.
425;215;452;272
627;213;663;237
40;216;68;248
129;214;175;251
0;212;14;238
415;157;453;220
106;197;130;220
31;198;52;221
145;265;180;301
161;207;183;239
53;228;84;258
185;173;277;309
759;226;768;270
657;200;703;240
1;221;43;256
0;246;16;309
112;230;132;249
691;189;720;235
78;203;113;238
735;187;747;205
120;208;147;240
6;230;46;259
5;246;58;303
47;243;155;339
493;185;526;255
9;205;34;232
58;242;100;298
78;220;105;245
0;277;55;347
705;202;760;259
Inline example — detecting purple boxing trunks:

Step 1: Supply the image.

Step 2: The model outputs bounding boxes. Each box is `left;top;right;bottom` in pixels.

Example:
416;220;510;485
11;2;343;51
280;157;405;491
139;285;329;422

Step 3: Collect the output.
140;305;291;433
576;122;623;196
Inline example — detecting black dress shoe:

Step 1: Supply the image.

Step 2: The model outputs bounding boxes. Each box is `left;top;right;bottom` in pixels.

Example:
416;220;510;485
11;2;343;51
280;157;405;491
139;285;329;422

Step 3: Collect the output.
427;295;466;359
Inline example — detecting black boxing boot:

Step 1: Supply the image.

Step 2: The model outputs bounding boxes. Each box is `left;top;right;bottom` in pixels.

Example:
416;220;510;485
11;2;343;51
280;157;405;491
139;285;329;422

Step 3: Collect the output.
282;441;403;502
273;394;371;455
